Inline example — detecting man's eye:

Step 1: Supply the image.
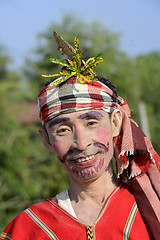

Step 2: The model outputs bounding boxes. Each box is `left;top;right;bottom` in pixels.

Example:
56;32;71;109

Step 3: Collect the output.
56;127;71;136
87;120;98;127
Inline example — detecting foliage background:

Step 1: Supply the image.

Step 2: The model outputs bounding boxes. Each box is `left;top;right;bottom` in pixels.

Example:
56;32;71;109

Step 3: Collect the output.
0;16;160;231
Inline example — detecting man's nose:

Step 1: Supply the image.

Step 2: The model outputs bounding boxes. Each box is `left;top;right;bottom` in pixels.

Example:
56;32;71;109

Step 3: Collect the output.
71;125;91;150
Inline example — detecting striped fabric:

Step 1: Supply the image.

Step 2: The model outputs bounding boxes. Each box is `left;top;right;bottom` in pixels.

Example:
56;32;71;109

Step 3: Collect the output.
25;209;59;240
0;233;11;240
123;202;138;240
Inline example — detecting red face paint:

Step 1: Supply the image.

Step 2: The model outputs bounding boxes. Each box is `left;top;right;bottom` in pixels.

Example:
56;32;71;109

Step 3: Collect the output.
71;157;105;178
97;128;109;142
52;140;65;162
93;142;109;153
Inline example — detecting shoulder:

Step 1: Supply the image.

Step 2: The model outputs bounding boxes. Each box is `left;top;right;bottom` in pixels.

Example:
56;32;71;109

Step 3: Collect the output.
0;199;55;240
109;183;135;203
0;198;85;240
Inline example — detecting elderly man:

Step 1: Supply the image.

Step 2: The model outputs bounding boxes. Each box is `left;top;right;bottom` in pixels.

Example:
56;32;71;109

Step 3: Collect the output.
1;34;160;240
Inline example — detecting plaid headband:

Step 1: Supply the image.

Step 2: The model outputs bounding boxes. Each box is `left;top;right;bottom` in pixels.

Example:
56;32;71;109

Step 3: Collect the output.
38;76;119;124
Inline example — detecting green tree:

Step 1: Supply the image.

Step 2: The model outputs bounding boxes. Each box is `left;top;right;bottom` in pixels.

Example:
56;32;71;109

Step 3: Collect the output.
135;52;160;153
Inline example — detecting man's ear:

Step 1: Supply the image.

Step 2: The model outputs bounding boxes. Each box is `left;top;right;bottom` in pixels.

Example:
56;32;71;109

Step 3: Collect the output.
111;109;122;137
39;127;54;152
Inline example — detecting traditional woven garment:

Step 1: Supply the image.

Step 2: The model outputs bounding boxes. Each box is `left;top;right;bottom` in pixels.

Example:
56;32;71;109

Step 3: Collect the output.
37;76;160;239
0;185;150;240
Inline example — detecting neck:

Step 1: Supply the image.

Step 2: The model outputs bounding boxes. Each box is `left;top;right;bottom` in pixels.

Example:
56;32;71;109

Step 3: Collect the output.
68;170;118;205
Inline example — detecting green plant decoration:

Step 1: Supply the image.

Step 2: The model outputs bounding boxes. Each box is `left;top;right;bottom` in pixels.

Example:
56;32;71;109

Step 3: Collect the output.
42;37;104;85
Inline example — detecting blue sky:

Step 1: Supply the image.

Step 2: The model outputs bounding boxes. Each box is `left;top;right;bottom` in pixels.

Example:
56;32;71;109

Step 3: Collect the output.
1;0;160;68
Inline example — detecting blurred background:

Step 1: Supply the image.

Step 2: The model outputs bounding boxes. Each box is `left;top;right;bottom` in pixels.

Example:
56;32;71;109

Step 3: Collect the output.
0;0;160;231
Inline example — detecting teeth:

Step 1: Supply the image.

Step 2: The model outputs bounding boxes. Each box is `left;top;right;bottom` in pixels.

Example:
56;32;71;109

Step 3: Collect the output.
76;155;94;163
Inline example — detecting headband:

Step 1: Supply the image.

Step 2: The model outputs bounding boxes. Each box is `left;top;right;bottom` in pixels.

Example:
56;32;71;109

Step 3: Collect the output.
38;76;118;124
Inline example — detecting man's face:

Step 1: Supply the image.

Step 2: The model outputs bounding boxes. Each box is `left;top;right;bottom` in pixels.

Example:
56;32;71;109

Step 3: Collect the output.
44;109;120;182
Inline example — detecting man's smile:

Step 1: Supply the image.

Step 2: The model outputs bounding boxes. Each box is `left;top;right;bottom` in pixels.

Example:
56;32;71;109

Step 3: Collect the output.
71;154;98;168
73;154;95;163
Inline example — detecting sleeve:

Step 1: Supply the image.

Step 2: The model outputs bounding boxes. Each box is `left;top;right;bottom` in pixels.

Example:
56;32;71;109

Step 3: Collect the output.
0;211;34;240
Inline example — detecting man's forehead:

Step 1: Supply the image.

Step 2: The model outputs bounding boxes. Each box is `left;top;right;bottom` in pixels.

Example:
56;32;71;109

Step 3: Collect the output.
47;110;107;128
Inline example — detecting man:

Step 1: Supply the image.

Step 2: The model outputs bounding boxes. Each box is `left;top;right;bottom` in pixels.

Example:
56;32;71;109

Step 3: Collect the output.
1;34;160;240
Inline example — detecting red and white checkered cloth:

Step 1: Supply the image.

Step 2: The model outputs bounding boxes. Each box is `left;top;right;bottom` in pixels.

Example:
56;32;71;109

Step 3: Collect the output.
38;77;117;124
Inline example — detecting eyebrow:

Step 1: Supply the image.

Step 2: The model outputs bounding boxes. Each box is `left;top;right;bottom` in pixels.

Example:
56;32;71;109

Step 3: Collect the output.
48;117;70;128
78;111;104;120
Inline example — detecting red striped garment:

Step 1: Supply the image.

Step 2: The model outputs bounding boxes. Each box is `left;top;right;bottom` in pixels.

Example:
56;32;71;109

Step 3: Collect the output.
0;185;149;240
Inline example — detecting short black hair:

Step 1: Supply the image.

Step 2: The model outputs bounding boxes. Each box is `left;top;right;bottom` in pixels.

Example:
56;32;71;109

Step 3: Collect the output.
96;75;118;97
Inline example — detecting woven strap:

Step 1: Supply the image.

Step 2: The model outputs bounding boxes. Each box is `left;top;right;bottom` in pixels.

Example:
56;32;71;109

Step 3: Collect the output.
86;225;94;240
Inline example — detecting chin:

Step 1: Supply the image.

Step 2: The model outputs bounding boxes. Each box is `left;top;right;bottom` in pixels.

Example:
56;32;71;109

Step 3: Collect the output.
70;165;105;183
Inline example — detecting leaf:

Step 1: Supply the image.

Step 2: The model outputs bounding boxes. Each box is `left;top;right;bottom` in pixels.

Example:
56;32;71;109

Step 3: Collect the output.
80;49;84;62
82;55;103;72
72;54;81;70
68;59;76;67
50;72;76;86
74;37;80;56
42;71;69;78
77;73;85;84
81;73;96;83
82;68;93;75
42;73;61;78
50;58;70;68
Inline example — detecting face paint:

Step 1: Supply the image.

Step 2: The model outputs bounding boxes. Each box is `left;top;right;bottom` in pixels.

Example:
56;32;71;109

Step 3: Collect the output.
78;111;103;120
61;140;109;163
71;157;105;178
52;140;65;161
48;117;70;128
72;168;92;178
96;128;110;142
93;142;109;153
59;140;108;178
60;150;74;163
94;157;104;172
